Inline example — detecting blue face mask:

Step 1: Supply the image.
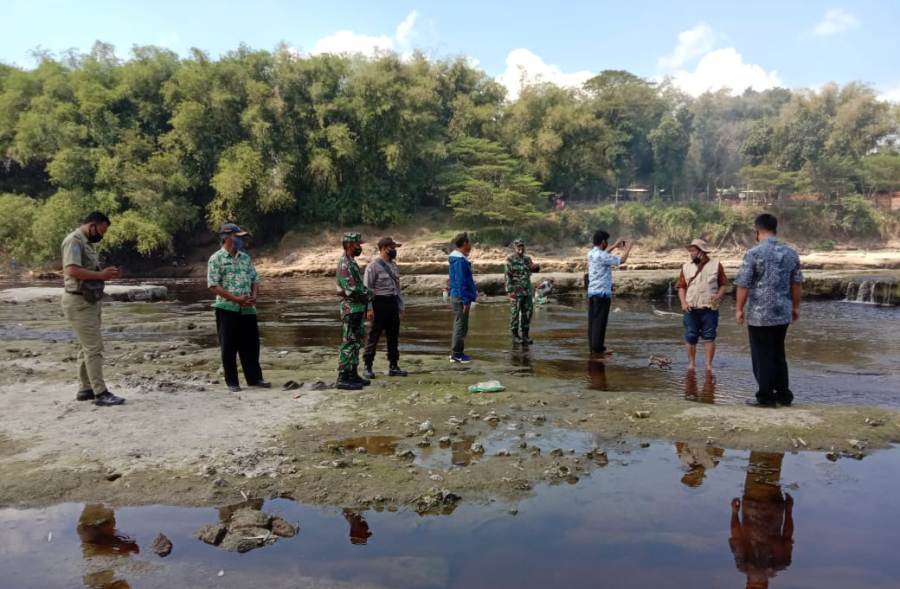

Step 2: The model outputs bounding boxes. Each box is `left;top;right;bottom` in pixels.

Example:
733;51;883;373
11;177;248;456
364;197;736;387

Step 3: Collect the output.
387;248;397;260
232;236;244;251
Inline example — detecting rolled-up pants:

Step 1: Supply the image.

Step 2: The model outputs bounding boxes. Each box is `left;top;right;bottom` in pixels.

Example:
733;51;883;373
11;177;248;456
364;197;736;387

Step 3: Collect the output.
363;295;401;367
62;292;107;394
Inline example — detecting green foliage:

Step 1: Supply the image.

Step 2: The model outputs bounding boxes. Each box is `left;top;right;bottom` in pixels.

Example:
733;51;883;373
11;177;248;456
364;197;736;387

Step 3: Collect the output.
837;195;880;238
439;137;545;225
0;193;40;261
0;44;897;266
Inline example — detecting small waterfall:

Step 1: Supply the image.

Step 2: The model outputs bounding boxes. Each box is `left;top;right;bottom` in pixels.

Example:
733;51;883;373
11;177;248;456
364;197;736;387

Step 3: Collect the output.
844;279;896;305
665;282;674;299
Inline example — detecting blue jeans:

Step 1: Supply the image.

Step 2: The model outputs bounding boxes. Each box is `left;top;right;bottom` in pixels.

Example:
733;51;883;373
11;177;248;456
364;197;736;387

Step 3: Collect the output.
683;308;719;344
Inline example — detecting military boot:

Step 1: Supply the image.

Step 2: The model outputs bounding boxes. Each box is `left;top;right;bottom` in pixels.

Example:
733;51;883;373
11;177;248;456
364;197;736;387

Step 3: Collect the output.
351;367;371;386
521;330;534;345
511;330;523;344
362;364;376;380
336;370;363;391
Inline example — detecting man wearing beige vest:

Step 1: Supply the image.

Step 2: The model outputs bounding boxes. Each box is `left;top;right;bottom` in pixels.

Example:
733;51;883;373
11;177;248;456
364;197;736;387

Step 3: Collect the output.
61;212;125;406
677;238;727;372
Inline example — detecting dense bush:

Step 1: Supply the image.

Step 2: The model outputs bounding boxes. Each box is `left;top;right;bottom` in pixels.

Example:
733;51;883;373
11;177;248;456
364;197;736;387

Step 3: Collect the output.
0;43;897;265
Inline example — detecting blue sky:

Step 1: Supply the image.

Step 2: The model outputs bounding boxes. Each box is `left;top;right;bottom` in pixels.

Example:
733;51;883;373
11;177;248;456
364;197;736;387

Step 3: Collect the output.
2;0;898;99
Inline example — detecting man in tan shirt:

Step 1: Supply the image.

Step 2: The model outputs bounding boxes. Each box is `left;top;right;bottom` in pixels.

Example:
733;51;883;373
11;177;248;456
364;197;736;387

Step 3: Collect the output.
677;238;727;372
61;211;125;406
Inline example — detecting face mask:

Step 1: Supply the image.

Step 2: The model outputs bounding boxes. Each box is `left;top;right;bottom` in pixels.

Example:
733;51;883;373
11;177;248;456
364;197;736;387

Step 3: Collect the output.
232;236;244;251
387;248;397;260
87;224;103;243
353;245;362;257
691;255;703;264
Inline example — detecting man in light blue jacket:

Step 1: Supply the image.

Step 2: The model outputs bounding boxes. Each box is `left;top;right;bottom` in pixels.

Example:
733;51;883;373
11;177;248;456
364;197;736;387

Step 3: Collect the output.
448;232;478;363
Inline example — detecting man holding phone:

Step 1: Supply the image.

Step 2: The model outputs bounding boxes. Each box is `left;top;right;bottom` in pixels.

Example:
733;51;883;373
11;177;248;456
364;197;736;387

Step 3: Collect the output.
62;211;125;406
207;223;270;393
587;230;633;357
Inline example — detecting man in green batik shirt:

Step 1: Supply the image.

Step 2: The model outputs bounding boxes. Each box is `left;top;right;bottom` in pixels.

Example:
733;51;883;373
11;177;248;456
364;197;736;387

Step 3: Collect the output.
505;238;540;344
336;232;372;390
207;223;270;393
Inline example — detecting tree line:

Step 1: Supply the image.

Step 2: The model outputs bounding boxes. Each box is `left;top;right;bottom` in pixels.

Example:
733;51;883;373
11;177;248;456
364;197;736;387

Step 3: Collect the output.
1;42;898;263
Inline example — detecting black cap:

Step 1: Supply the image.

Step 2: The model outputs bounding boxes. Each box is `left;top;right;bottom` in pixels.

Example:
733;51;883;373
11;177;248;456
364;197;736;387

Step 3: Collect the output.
377;236;402;249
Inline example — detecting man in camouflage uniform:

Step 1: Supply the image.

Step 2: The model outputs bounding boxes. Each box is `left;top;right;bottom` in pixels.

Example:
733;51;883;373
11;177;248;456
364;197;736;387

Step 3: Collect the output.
336;232;372;390
505;238;540;344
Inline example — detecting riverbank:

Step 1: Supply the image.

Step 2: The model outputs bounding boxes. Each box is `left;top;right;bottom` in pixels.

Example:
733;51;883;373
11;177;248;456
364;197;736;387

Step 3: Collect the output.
1;289;899;510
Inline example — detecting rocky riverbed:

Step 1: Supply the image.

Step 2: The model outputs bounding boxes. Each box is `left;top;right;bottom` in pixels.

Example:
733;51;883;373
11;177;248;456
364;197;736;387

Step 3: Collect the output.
1;284;898;512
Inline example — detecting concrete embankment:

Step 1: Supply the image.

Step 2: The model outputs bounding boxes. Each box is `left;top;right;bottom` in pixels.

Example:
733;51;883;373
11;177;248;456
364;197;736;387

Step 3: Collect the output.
0;284;168;304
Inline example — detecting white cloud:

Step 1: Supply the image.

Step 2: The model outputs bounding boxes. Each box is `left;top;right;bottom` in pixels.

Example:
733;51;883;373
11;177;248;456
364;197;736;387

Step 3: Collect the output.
658;23;781;96
310;10;419;57
812;8;861;36
670;48;782;96
496;48;594;100
878;85;900;103
657;22;715;70
395;10;419;46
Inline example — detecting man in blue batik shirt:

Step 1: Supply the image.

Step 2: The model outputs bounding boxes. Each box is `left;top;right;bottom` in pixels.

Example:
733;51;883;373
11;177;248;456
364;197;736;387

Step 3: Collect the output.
587;230;633;356
735;214;803;408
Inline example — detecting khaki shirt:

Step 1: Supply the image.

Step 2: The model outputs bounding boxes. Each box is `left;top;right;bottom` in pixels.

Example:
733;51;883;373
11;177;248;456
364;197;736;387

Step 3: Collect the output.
61;228;99;293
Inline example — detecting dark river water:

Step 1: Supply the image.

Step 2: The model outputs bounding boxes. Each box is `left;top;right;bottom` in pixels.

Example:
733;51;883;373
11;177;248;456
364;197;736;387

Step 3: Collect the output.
2;444;899;589
2;277;899;588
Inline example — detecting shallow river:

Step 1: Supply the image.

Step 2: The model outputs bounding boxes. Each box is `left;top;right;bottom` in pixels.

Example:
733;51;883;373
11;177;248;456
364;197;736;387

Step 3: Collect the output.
160;277;899;408
2;277;899;588
2;444;899;588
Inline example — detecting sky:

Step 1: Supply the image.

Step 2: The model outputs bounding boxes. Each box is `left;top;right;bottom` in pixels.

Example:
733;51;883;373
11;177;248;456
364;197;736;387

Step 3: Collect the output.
2;0;899;101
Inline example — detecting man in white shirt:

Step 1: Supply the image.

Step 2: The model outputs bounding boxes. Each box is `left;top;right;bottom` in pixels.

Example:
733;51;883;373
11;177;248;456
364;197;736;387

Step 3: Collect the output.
587;230;633;356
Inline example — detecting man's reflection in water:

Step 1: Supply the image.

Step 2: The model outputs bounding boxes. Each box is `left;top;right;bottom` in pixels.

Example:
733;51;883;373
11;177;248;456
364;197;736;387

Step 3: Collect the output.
510;348;532;372
587;360;608;391
684;370;717;403
77;504;139;589
675;442;724;487
342;509;372;545
729;452;794;589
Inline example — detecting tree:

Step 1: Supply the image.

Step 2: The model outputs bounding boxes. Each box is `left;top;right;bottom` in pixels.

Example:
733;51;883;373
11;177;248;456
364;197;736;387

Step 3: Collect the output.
861;151;900;196
649;112;690;198
439;136;544;224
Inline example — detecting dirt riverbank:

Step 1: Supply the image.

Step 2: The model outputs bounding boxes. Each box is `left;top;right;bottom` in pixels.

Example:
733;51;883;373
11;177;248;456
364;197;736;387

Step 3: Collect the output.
1;293;898;511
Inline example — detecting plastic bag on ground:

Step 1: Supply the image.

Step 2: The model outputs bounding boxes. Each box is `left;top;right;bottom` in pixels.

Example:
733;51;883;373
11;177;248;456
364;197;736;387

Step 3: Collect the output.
468;380;505;393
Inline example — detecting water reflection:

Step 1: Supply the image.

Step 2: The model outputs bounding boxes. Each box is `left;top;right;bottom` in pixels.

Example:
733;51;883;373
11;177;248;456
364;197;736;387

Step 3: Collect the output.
77;504;139;589
684;370;718;404
587;361;608;390
343;510;373;545
729;452;794;588
675;443;724;487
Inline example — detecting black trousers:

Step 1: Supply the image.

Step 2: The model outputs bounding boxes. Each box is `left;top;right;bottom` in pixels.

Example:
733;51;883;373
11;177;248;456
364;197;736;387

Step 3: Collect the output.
748;324;793;404
588;295;612;353
215;308;263;387
363;295;401;366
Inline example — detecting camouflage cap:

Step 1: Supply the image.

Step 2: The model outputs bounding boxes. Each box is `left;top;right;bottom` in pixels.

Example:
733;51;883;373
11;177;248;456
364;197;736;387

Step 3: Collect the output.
342;232;364;244
512;238;525;246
